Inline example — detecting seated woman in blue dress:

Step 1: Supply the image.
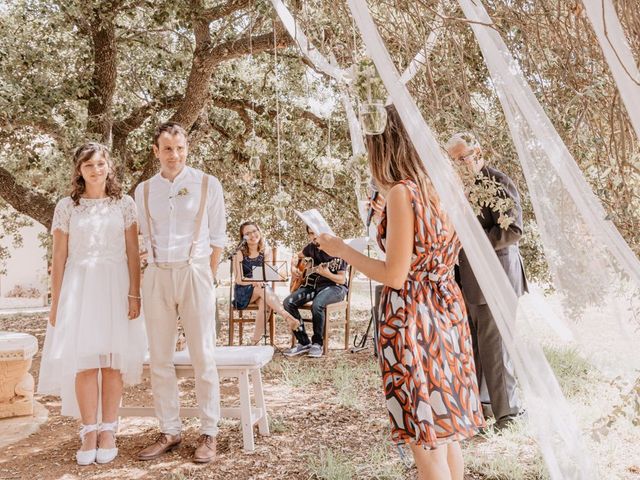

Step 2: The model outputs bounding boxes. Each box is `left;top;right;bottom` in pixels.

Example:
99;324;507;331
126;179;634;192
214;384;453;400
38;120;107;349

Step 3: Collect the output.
233;221;297;344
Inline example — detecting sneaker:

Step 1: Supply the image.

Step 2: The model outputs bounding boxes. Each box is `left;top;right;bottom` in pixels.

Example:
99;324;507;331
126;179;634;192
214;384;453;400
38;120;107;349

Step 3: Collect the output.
283;343;311;357
308;343;323;358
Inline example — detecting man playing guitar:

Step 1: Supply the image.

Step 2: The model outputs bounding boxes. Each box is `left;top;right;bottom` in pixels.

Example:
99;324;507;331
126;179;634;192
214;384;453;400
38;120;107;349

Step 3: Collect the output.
283;225;349;358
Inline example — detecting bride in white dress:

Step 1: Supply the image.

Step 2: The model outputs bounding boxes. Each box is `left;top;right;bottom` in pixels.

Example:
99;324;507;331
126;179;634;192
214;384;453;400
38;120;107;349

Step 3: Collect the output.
38;142;146;466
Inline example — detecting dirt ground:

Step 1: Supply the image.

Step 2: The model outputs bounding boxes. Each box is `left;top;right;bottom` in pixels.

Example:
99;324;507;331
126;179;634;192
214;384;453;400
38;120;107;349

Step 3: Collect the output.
0;289;487;480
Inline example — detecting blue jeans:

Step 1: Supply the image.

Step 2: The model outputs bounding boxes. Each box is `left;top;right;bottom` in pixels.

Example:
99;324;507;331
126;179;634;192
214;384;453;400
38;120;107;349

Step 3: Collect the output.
283;285;347;346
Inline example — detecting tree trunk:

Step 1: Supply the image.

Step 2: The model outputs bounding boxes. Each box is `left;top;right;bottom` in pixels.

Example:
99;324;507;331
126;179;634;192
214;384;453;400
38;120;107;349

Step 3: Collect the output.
87;11;118;144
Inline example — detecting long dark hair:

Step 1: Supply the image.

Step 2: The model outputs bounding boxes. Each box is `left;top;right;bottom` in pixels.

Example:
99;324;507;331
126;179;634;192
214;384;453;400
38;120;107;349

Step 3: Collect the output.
239;221;265;257
365;105;447;223
70;142;122;205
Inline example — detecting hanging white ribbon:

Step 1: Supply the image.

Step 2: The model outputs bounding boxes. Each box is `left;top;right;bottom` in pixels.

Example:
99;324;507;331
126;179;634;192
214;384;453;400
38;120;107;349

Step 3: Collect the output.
347;0;594;478
270;0;440;149
582;0;640;140
269;0;345;81
398;8;443;85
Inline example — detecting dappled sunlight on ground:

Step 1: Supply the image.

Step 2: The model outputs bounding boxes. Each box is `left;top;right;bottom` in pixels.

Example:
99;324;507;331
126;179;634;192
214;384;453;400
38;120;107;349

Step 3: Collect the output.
1;283;638;478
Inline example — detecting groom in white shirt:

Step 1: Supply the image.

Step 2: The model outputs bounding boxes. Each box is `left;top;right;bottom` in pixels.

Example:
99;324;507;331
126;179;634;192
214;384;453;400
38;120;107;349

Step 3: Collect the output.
135;122;226;463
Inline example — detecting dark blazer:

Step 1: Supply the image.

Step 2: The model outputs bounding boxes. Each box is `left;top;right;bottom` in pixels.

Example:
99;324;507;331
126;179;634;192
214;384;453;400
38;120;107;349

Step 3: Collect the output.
458;166;528;305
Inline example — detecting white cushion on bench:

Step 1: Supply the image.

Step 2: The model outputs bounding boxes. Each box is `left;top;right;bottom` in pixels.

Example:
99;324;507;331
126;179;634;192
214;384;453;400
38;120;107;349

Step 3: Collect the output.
144;345;274;368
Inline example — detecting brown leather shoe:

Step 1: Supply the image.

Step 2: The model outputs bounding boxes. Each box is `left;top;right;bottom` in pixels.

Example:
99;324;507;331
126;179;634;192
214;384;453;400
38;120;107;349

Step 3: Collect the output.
193;434;216;463
137;433;181;461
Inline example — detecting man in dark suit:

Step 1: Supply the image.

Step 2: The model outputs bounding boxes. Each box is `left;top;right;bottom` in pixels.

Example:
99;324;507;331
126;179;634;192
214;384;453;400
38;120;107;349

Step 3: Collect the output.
446;132;527;430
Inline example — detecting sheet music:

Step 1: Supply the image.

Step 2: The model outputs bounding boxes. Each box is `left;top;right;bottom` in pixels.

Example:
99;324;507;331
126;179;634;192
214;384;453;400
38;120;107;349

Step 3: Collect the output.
294;209;335;235
250;263;287;281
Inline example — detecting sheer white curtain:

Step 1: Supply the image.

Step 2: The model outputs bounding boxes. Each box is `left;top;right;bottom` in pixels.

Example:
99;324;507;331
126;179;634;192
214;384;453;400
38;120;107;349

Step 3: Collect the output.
348;0;597;478
582;0;640;140
457;0;640;371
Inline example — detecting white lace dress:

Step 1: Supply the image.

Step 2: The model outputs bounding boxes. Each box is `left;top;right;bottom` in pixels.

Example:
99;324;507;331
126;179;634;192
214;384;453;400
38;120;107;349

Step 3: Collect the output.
38;195;146;417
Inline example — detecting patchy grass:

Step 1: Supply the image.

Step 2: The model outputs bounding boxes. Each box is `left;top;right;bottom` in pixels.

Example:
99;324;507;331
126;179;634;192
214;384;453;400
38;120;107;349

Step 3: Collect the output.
279;358;327;388
355;442;408;480
308;449;357;480
268;415;287;434
543;346;598;398
331;358;380;410
309;439;408;480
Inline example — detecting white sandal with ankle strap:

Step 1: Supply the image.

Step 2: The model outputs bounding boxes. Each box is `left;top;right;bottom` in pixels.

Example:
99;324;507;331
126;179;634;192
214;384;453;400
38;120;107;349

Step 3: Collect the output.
96;421;119;464
76;424;98;466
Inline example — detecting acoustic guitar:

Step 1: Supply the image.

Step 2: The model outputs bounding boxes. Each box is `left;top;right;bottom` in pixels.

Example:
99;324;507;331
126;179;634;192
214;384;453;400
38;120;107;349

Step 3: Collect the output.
289;257;342;292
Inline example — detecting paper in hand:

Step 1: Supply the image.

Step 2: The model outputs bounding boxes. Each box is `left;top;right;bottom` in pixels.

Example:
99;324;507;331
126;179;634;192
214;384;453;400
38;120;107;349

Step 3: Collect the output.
294;209;335;236
345;237;368;252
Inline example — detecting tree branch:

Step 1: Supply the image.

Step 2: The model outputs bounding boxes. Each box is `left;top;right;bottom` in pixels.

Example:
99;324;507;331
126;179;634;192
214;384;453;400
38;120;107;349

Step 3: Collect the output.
204;26;293;68
211;96;327;129
201;0;252;23
112;95;184;137
280;173;360;219
0;166;55;230
170;25;293;129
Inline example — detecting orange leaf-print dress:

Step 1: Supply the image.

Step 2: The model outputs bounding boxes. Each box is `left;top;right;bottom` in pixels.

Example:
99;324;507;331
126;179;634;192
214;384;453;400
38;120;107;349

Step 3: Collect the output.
377;179;484;448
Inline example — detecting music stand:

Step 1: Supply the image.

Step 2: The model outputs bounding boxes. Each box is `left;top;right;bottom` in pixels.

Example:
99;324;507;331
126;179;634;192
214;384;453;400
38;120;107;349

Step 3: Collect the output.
242;260;289;346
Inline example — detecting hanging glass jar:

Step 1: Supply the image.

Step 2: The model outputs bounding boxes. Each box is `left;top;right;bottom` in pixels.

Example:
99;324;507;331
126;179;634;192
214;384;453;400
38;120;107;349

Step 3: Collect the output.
272;189;291;221
249;155;261;171
352;57;388;135
359;101;387;135
245;134;268;171
274;205;287;220
321;170;335;189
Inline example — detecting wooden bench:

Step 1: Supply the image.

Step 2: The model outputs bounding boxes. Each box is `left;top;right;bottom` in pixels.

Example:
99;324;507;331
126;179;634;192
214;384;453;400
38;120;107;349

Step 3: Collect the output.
119;345;274;452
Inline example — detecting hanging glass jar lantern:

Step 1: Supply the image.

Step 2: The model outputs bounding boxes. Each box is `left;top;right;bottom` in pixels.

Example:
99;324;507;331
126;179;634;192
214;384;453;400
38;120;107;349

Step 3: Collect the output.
249;155;261;171
353;58;388;135
274;205;287;220
245;134;268;171
359;101;387;135
321;170;335;189
272;189;291;221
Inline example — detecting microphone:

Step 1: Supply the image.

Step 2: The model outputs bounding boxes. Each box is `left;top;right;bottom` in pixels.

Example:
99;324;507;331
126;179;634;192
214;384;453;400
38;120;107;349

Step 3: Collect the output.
366;182;379;228
234;235;248;252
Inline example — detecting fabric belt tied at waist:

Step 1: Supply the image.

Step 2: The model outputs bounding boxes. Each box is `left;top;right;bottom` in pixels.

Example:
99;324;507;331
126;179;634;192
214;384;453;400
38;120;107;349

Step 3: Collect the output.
412;264;455;304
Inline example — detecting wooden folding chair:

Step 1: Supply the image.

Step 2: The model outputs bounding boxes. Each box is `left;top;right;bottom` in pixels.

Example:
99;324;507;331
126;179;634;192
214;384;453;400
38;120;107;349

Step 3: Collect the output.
291;265;355;355
228;246;277;345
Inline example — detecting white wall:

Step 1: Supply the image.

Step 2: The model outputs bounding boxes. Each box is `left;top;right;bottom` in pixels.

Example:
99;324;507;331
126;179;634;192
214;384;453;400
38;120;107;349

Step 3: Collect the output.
0;220;48;308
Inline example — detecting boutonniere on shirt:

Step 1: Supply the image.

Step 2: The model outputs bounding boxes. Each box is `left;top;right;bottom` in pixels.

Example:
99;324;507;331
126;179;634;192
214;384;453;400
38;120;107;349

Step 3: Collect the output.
169;188;189;200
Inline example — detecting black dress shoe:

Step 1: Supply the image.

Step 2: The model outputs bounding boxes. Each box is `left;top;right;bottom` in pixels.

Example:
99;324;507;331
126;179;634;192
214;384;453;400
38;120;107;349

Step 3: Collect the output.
494;410;527;432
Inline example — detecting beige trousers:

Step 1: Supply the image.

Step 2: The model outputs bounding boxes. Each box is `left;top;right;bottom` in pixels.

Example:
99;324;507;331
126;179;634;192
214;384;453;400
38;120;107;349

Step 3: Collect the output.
142;258;220;436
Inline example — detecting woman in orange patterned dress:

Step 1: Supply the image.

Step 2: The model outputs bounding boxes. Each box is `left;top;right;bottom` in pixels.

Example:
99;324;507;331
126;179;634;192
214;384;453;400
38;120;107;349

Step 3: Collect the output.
317;105;484;480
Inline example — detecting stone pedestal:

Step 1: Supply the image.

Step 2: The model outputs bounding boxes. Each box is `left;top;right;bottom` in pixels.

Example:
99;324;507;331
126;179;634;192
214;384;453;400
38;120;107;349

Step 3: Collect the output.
0;331;38;419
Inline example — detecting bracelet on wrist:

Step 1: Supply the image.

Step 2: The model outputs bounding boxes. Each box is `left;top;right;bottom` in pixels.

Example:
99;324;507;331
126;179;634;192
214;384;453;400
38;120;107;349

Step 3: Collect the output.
128;294;142;299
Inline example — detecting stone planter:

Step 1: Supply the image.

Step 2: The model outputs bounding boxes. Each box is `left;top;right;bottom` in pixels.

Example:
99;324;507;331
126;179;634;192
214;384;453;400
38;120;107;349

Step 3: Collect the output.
0;331;38;419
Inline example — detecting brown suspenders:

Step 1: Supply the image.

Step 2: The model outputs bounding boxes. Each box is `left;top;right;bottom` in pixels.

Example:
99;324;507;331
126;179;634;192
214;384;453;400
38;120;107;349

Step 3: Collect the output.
143;173;210;264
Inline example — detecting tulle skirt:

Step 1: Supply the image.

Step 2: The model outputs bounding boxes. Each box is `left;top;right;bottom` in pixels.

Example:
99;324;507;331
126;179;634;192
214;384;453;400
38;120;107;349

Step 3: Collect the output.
38;258;146;418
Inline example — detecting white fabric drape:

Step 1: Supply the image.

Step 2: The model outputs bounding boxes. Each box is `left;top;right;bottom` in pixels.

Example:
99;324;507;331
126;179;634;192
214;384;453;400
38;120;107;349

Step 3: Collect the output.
582;0;640;140
457;0;640;371
398;6;443;85
269;0;345;81
348;0;596;478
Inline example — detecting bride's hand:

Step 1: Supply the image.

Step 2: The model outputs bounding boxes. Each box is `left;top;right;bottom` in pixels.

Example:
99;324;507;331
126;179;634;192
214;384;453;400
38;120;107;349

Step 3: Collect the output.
128;297;141;320
49;308;57;327
316;233;346;258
